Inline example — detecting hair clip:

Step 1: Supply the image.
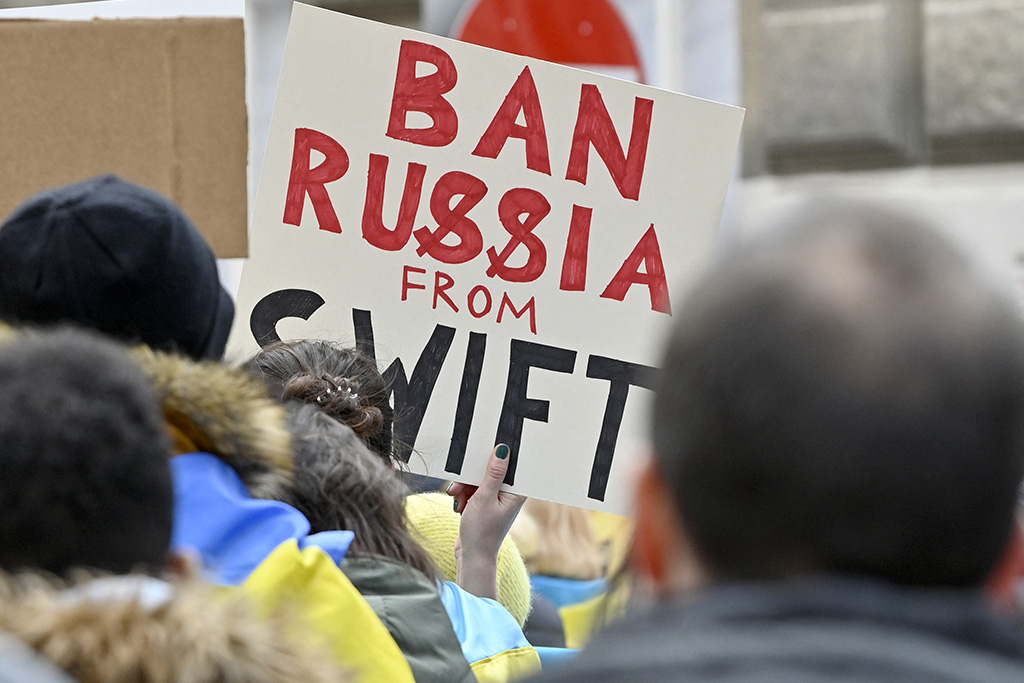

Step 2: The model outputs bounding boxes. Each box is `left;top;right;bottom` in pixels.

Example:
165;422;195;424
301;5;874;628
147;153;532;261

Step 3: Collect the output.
316;378;358;404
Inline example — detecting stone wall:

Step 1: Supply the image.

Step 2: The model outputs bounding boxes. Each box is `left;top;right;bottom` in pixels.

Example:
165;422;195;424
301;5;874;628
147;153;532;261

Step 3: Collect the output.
743;0;1024;175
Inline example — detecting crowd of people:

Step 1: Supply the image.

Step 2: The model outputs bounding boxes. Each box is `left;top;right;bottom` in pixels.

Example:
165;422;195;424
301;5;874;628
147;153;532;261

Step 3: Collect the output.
0;172;1022;682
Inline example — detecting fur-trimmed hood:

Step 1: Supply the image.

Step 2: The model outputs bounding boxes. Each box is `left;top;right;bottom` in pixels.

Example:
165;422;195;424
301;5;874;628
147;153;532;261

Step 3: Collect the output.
0;322;18;345
0;324;293;499
130;345;293;500
0;573;349;683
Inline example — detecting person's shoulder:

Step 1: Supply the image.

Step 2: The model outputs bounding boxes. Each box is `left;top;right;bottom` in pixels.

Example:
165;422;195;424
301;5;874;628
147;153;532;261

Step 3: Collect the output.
341;551;436;595
520;652;638;683
535;579;1024;683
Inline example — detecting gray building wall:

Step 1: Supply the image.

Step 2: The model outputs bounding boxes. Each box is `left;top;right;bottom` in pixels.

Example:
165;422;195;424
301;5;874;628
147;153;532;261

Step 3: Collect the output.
738;0;1024;306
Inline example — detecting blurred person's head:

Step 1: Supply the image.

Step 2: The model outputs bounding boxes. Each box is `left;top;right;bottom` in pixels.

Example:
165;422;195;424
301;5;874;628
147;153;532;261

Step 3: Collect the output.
248;340;394;466
0;328;174;576
513;500;604;580
283;402;435;578
0;175;234;360
637;198;1024;593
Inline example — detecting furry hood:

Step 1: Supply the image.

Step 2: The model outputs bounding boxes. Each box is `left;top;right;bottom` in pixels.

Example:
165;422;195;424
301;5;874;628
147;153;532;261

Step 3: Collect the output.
0;324;293;499
129;345;293;500
0;574;349;683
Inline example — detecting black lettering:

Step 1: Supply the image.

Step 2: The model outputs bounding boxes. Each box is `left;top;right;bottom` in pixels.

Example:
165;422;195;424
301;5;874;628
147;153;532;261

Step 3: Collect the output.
445;332;487;475
495;339;576;485
250;289;326;347
352;308;377;360
354;310;456;463
585;355;658;501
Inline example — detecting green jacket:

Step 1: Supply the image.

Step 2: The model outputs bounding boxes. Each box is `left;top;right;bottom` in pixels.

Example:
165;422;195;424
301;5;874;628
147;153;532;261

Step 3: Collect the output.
341;552;476;683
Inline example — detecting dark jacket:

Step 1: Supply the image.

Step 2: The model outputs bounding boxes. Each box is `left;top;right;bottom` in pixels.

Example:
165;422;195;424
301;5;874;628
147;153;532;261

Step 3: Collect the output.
523;592;566;647
341;552;477;683
527;575;1024;682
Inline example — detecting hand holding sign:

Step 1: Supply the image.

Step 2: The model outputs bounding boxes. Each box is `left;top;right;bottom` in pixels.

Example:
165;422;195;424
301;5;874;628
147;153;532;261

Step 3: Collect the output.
449;443;527;600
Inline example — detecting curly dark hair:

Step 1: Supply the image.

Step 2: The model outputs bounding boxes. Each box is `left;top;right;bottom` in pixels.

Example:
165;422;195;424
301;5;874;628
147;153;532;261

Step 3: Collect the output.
246;340;394;467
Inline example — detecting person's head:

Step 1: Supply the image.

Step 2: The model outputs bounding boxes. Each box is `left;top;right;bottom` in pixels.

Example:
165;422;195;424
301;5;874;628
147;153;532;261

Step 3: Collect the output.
639;198;1024;592
284;402;436;578
0;328;174;576
0;175;234;360
513;500;604;580
247;340;394;466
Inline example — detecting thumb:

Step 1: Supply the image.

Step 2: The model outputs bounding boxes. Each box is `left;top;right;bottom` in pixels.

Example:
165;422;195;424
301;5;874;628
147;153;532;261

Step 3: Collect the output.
477;443;511;495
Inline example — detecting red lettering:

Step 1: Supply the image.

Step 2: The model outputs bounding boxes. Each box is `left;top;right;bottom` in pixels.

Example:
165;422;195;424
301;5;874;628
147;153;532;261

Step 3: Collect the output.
471;66;551;175
497;293;538;335
559;204;592;291
434;271;459;312
387;40;459;147
402;265;427;301
600;224;671;314
283;128;350;233
362;154;427;251
413;171;487;264
485;188;550;283
565;85;654;201
468;285;493;318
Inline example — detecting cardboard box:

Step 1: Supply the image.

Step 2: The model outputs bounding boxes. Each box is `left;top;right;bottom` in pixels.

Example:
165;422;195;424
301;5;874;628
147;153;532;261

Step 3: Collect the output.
0;17;248;257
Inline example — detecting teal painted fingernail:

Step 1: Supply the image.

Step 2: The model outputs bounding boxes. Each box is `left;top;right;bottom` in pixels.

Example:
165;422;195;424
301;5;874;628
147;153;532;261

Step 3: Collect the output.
496;444;510;460
453;499;459;513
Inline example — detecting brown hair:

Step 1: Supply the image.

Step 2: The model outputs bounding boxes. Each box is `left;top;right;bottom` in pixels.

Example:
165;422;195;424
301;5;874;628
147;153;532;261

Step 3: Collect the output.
284;403;438;580
521;500;604;580
246;341;394;467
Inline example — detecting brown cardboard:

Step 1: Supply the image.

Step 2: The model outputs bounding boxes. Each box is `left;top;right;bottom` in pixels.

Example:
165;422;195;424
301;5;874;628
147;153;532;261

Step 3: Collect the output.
0;17;248;257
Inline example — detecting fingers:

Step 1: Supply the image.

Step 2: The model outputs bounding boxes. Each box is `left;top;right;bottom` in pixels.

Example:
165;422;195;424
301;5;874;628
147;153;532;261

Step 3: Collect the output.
477;443;511;495
448;483;477;514
446;481;470;498
446;443;512;513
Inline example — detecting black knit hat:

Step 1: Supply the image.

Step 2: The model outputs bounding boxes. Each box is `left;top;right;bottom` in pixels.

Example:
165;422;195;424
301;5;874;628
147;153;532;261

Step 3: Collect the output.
0;175;234;360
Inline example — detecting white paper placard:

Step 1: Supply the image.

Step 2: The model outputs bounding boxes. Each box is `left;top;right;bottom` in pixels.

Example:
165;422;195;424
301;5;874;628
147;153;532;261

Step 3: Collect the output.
231;3;743;514
0;0;243;19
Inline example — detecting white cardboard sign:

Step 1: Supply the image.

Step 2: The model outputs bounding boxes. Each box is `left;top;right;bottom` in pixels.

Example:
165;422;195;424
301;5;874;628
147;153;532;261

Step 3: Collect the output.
231;3;743;514
0;0;243;19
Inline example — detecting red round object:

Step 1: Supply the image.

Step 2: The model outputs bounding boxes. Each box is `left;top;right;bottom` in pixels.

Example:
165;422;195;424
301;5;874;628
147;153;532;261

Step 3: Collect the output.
455;0;646;83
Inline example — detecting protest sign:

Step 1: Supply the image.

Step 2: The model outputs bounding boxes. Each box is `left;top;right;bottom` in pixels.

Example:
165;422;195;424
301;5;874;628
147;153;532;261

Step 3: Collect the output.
0;0;248;257
231;3;743;514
